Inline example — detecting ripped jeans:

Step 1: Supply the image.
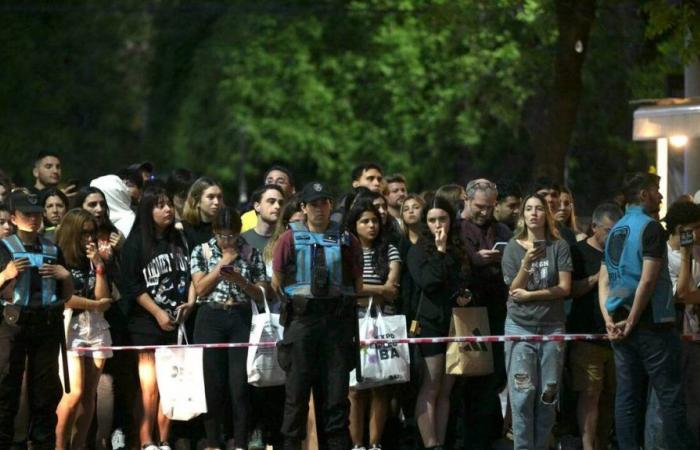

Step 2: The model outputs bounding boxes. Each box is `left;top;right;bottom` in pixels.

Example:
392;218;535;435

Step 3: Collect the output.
504;319;565;450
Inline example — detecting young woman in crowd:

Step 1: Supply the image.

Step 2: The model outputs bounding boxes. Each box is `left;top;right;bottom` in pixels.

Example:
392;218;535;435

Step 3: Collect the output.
400;194;425;246
54;209;113;450
555;187;586;241
500;193;572;450
181;176;223;251
407;196;471;450
353;189;402;245
0;203;14;239
121;187;193;450
77;186;124;263
345;200;402;450
190;207;266;450
91;174;137;238
41;188;68;241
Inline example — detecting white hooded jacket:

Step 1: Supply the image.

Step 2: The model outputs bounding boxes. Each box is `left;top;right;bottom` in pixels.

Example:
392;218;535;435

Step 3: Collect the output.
90;175;136;238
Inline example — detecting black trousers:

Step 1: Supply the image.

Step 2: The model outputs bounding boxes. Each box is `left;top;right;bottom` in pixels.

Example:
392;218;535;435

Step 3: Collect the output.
194;304;252;448
278;307;353;450
0;308;63;450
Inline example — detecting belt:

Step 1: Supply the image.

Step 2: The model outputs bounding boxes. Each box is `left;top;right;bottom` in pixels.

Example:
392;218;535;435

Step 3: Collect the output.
204;301;250;311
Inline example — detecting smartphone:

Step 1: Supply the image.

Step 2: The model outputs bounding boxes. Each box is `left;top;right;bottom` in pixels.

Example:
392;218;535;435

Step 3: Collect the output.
220;265;236;274
534;240;546;250
492;242;508;252
681;229;695;247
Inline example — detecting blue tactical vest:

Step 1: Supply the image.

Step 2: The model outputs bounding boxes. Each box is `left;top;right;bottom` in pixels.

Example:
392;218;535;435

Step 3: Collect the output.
604;205;674;324
283;221;349;298
1;234;60;307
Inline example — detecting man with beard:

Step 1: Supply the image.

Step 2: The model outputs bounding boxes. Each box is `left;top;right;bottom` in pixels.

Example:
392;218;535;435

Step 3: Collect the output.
453;178;511;449
241;184;286;450
494;182;521;232
385;174;408;221
242;185;285;252
600;172;693;450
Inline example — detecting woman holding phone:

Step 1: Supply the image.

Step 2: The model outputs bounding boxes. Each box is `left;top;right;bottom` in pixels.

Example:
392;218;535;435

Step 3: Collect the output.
500;193;572;450
190;207;266;450
407;196;470;450
121;187;193;450
54;209;113;450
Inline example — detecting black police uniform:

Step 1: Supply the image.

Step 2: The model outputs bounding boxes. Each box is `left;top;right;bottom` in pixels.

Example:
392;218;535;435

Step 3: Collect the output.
274;182;362;450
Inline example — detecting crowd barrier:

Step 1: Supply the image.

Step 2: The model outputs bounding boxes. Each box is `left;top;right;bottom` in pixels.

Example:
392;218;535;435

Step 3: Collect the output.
72;333;700;353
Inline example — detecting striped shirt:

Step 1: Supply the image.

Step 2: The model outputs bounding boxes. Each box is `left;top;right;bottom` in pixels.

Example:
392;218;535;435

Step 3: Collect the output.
362;244;401;285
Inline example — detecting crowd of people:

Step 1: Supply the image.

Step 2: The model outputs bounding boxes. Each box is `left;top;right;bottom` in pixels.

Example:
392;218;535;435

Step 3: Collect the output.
0;151;699;450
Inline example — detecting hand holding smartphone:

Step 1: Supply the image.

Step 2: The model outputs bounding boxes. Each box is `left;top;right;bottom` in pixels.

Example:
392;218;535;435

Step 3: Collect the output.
491;242;508;252
681;229;695;247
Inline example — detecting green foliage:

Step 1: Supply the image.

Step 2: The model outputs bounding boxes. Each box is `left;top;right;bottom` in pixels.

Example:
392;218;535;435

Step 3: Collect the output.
170;0;553;192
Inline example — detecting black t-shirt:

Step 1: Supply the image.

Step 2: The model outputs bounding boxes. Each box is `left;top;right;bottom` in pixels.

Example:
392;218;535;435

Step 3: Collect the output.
121;231;189;335
556;222;578;248
0;236;67;307
182;221;213;255
642;221;667;259
568;240;607;339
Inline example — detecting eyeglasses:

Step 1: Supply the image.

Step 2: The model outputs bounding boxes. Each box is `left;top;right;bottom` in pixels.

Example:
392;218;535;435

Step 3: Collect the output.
215;233;237;241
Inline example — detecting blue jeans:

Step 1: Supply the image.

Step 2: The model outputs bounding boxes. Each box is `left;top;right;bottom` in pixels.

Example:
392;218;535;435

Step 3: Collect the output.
504;319;565;450
612;327;695;450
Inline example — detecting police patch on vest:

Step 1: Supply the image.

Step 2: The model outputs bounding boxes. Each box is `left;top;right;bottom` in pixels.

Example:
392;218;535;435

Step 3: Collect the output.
607;226;629;268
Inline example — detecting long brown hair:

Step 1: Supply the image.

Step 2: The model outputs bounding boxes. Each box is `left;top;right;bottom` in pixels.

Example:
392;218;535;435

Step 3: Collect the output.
182;177;222;226
513;193;560;241
56;209;98;268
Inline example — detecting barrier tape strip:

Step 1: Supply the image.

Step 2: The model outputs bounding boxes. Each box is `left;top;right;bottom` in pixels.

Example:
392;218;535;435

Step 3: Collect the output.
72;333;700;353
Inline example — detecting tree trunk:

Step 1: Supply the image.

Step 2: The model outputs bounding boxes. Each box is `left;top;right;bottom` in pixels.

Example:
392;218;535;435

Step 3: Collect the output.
530;0;597;184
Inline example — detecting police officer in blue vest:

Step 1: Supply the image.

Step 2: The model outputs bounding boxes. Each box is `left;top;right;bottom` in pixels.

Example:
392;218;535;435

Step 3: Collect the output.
272;181;363;450
599;173;694;450
0;191;74;449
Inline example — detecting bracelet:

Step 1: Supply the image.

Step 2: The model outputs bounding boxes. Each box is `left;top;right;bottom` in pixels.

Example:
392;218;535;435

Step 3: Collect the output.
95;265;106;275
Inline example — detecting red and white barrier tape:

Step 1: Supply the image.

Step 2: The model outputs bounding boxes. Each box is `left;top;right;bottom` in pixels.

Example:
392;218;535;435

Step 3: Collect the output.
71;333;700;353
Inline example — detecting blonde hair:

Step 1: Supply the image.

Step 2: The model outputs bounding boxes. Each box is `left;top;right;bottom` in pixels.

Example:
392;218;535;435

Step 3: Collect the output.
513;193;560;241
182;177;221;226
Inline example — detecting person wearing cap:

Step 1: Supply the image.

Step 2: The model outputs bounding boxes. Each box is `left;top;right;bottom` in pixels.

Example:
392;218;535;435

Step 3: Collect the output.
272;181;363;450
0;191;74;449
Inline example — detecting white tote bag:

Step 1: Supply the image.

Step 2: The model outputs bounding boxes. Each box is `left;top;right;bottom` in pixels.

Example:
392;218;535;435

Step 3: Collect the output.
156;325;207;420
349;299;411;390
247;287;286;387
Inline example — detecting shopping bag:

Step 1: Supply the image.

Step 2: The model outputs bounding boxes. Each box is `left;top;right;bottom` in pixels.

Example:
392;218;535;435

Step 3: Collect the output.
446;307;494;376
350;299;411;389
247;286;286;387
155;325;207;420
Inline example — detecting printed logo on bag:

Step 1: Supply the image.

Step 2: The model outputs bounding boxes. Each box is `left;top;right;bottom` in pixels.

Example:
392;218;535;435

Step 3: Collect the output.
460;328;488;352
369;333;400;360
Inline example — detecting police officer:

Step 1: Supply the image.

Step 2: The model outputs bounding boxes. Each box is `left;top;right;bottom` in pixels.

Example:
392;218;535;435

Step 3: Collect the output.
0;190;74;449
272;181;363;450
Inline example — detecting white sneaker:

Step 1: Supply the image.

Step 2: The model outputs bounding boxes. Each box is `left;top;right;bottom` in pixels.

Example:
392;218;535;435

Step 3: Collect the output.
352;446;366;450
158;443;172;450
111;429;126;450
142;445;159;450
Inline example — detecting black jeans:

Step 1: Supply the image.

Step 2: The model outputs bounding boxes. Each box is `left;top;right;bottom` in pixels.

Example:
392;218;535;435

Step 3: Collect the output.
277;306;353;450
0;308;63;450
194;304;252;448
